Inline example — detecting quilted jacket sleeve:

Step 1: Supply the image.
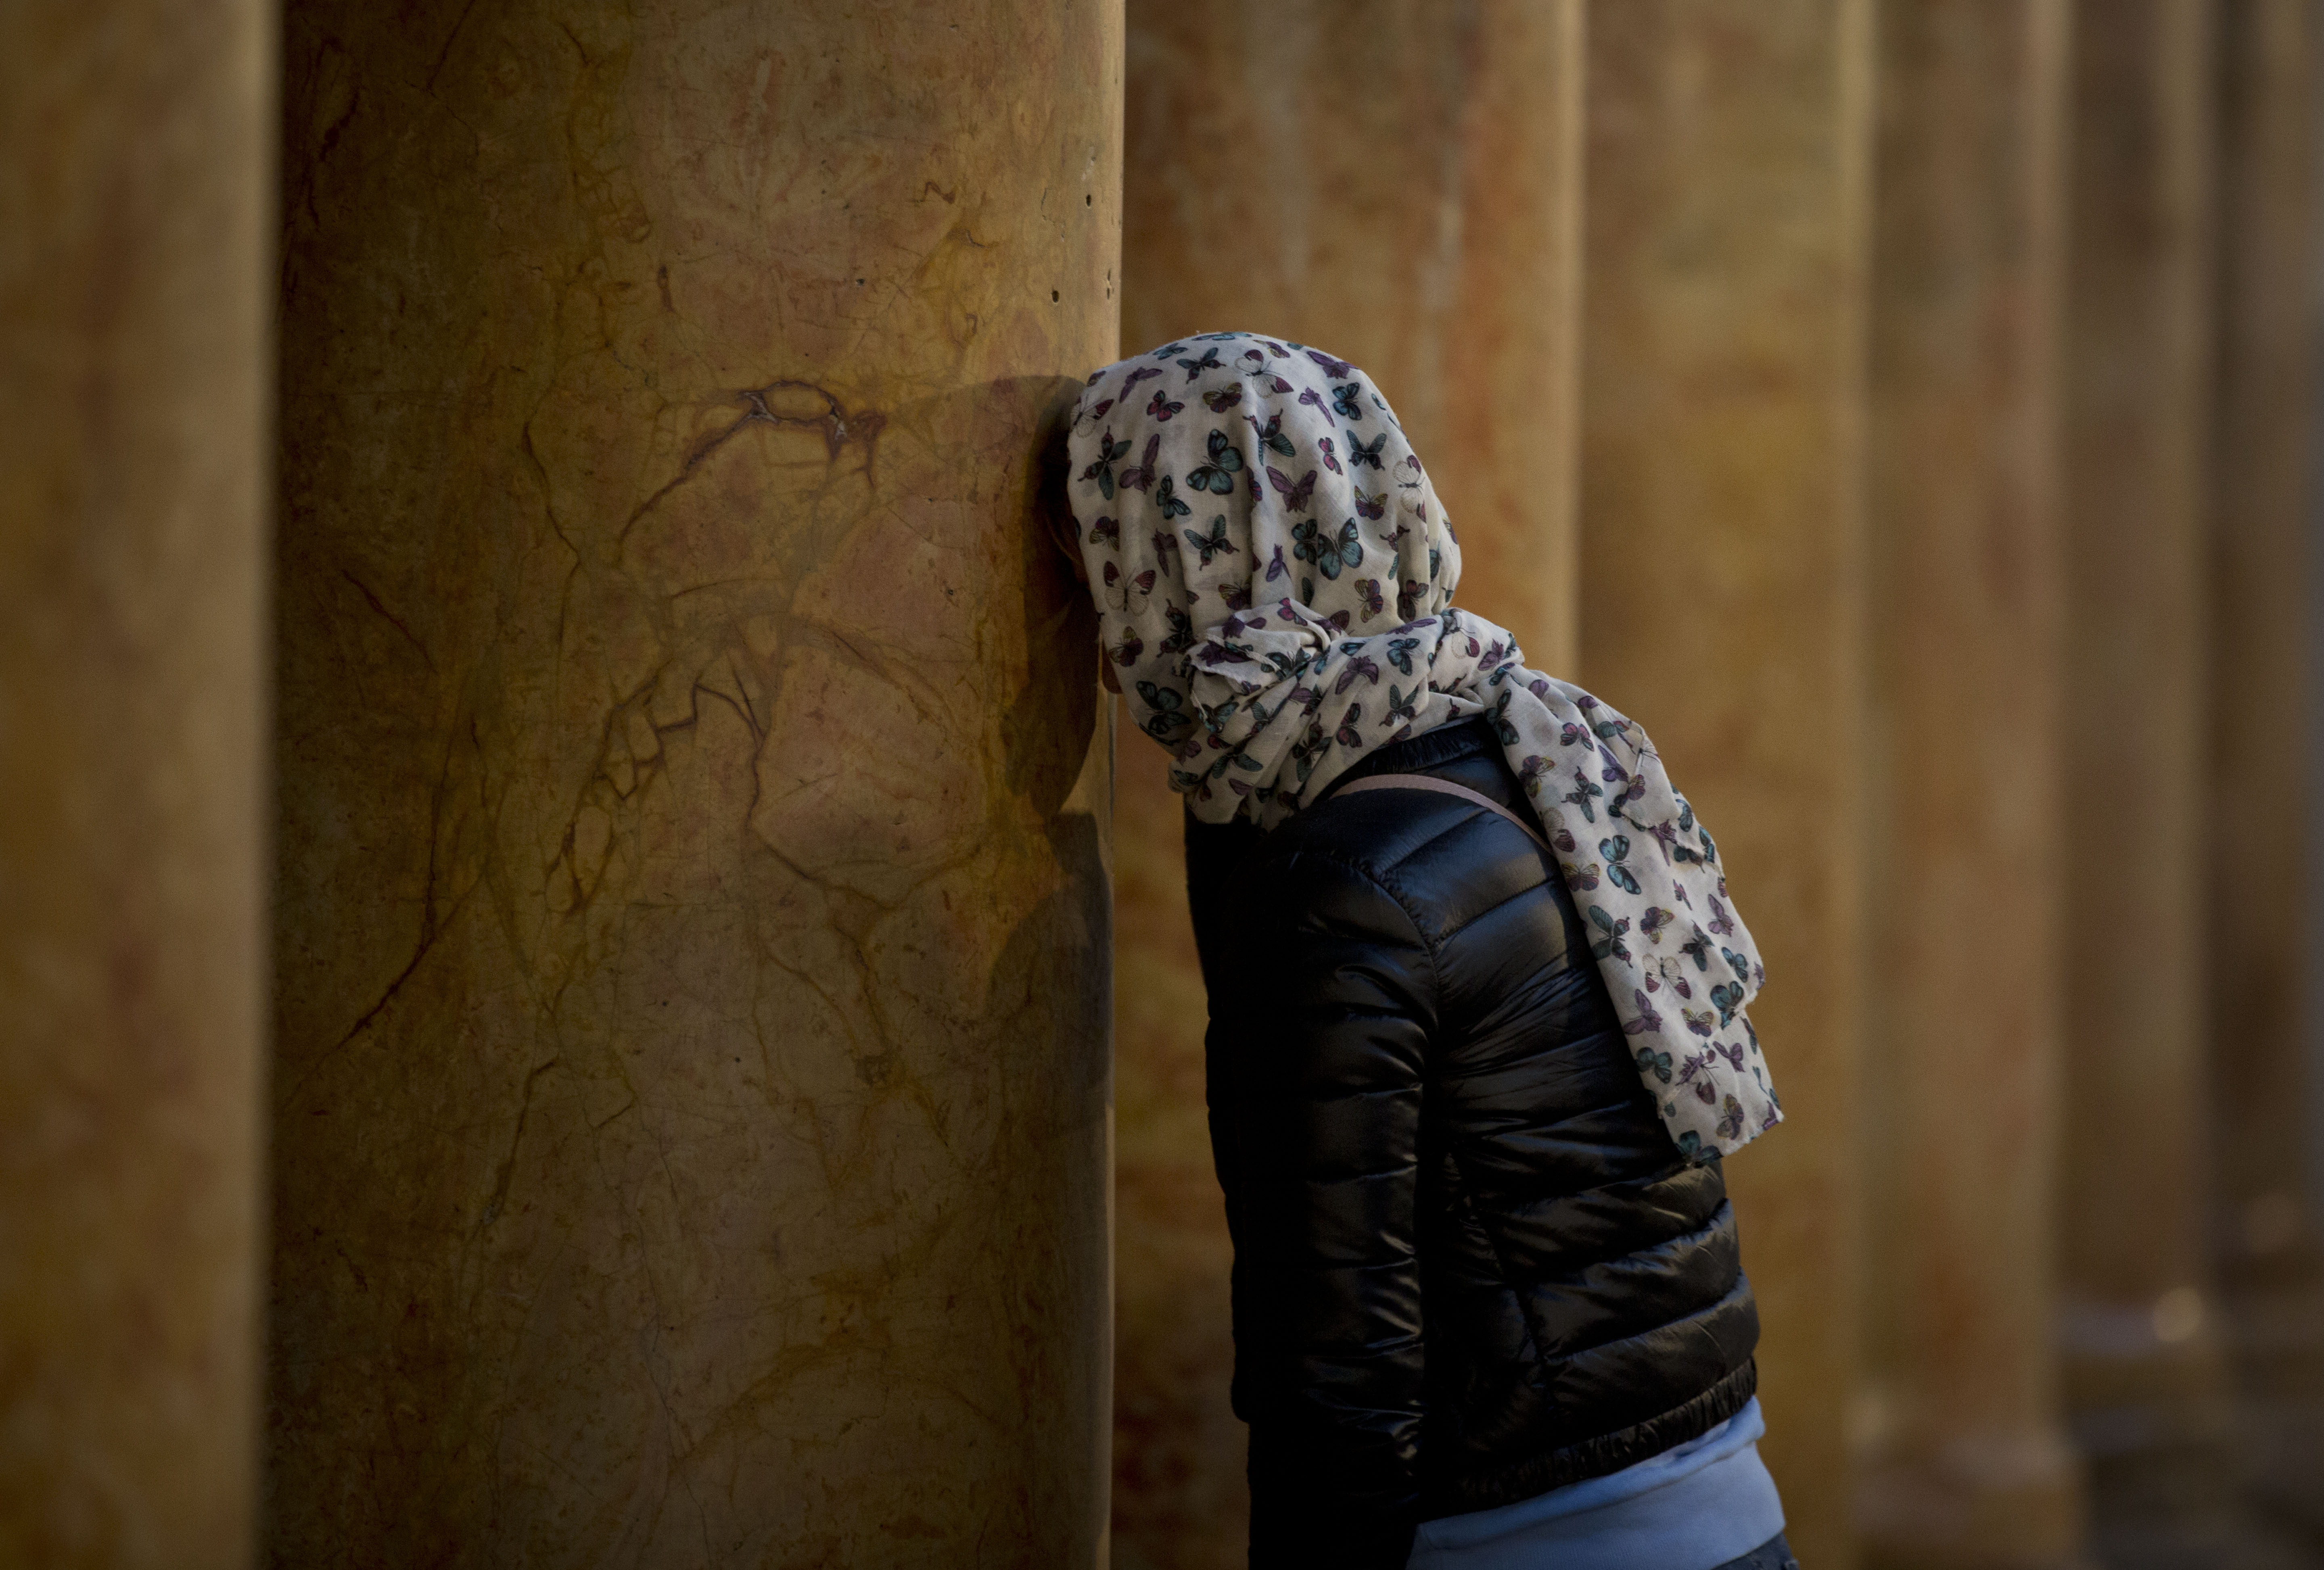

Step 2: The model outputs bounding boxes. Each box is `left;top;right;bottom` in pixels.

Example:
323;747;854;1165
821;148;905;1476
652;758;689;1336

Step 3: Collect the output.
1205;844;1438;1570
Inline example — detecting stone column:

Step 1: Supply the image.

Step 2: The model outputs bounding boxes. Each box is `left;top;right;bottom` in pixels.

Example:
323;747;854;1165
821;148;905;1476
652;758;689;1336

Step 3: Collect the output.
1857;5;2086;1568
1579;5;1875;1566
268;3;1121;1564
2207;0;2324;1537
0;3;271;1567
2058;3;2263;1564
1122;0;1586;666
1114;4;1587;1560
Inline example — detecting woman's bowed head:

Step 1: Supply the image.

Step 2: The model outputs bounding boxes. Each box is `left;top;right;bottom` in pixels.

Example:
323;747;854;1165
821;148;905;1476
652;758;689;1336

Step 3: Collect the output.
1063;330;1779;1160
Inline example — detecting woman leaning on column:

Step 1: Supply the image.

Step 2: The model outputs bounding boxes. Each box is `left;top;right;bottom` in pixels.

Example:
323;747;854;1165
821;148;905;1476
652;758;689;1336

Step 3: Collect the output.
1051;331;1795;1570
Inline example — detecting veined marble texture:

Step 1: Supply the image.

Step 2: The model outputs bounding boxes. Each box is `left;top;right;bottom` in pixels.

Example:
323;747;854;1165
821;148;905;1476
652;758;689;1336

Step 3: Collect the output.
269;2;1122;1564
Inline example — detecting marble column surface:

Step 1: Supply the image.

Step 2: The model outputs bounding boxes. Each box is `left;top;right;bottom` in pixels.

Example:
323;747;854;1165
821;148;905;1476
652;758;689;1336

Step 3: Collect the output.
1114;4;1586;1562
0;2;272;1566
2207;0;2324;1543
1858;5;2088;1568
2058;4;2288;1567
268;2;1122;1565
1580;4;1876;1566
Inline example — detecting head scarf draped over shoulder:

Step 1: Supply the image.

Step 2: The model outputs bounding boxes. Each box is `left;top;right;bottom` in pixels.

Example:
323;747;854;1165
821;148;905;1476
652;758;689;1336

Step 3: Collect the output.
1065;330;1781;1160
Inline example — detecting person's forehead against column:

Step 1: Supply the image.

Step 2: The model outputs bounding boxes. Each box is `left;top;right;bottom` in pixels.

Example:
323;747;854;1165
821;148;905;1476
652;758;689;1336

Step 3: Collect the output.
1062;331;1459;696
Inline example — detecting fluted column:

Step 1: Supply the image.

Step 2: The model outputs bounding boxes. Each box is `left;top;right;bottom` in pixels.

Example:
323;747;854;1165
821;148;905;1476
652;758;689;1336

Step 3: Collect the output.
1579;4;1875;1565
2207;0;2324;1538
2058;3;2258;1564
1857;5;2085;1568
0;3;272;1566
268;3;1122;1564
1116;4;1586;1559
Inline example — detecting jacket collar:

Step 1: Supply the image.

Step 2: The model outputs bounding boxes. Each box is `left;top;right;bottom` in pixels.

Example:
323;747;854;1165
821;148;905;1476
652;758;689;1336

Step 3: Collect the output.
1323;716;1501;793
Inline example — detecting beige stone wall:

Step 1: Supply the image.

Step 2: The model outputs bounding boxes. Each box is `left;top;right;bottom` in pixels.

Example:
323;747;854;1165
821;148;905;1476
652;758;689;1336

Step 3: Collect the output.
1858;5;2085;1566
0;2;273;1566
1579;4;1876;1566
1113;4;1586;1561
266;2;1122;1564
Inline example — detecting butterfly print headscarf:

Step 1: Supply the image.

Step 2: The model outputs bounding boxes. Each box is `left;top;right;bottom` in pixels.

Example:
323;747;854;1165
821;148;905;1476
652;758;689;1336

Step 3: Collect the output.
1066;330;1780;1159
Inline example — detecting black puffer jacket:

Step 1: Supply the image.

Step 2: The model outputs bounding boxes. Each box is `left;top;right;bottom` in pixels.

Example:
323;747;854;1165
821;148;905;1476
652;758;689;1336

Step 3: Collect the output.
1184;718;1760;1569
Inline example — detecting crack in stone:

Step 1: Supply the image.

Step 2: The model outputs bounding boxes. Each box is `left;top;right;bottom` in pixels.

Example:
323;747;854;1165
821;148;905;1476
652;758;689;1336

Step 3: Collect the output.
340;568;434;670
284;713;485;1105
617;380;889;551
284;883;474;1109
480;1056;561;1229
423;0;482;94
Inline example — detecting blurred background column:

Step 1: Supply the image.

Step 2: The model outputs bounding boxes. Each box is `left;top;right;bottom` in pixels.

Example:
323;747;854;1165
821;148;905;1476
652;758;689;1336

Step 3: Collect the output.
1578;4;1876;1566
1122;0;1586;660
1856;4;2086;1568
267;2;1120;1564
2057;3;2268;1566
0;2;272;1566
2209;0;2324;1544
1113;3;1586;1561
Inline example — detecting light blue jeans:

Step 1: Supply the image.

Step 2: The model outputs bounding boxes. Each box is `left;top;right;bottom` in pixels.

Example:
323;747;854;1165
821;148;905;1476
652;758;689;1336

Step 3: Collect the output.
1715;1534;1799;1570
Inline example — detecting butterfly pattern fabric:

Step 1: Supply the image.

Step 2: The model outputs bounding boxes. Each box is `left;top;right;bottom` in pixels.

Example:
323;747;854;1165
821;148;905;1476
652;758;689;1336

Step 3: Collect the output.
1066;331;1780;1160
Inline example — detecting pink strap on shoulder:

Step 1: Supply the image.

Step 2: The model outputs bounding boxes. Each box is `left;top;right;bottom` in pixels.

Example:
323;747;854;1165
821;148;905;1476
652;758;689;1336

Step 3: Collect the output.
1333;773;1553;855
